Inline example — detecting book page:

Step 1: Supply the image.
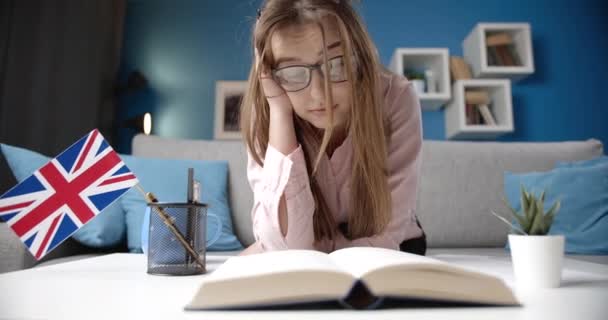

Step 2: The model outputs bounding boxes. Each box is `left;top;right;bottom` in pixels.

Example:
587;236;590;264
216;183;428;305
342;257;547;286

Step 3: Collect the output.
328;247;445;278
188;250;356;309
329;247;518;306
208;249;350;281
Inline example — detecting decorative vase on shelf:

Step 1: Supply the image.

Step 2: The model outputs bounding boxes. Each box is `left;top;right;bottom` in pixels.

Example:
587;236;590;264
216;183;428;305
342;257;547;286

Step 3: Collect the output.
404;70;426;95
492;185;563;289
411;79;426;95
424;69;437;93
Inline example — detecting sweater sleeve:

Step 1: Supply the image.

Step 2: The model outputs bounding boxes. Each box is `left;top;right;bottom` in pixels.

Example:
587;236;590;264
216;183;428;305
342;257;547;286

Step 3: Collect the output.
247;144;316;251
333;81;424;251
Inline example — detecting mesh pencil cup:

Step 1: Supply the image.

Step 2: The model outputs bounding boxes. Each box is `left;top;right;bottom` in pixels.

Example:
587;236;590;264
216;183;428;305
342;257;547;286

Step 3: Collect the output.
145;202;222;276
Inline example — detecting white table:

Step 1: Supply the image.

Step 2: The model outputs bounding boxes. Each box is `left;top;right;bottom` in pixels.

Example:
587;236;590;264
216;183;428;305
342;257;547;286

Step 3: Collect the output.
1;252;608;320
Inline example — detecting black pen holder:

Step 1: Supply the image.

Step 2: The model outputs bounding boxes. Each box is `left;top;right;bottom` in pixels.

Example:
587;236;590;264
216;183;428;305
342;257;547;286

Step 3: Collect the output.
146;202;208;276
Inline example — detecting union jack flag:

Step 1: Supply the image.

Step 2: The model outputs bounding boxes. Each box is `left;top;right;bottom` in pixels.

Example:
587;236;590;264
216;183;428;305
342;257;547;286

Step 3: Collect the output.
0;129;138;260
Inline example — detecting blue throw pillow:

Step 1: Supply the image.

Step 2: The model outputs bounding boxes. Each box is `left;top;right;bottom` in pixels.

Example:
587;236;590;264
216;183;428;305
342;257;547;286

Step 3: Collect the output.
119;155;243;253
0;144;126;248
504;162;608;254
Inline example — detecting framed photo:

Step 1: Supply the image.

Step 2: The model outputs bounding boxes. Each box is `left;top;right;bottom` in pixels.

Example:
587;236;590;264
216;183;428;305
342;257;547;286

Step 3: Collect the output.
214;81;248;140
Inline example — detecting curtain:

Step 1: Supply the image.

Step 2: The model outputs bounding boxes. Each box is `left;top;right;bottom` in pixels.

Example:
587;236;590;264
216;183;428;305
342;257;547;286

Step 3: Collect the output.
0;0;126;156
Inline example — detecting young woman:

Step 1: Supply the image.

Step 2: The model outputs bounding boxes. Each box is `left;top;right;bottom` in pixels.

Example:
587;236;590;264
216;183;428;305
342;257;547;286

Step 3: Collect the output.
239;0;426;255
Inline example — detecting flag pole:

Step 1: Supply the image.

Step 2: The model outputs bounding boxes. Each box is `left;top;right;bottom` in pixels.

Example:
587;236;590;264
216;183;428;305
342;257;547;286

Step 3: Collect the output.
134;184;205;270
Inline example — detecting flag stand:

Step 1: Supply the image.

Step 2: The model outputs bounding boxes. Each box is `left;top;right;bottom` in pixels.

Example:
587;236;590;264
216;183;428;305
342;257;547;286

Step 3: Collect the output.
134;184;205;270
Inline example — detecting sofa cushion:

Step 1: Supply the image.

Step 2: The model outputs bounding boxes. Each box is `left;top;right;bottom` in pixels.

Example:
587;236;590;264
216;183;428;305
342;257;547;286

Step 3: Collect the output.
132;134;254;246
504;156;608;254
0;144;126;248
417;139;604;248
120;155;243;252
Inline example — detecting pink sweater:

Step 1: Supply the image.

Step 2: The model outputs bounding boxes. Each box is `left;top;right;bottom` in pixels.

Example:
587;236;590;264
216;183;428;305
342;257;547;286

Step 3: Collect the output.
247;72;423;252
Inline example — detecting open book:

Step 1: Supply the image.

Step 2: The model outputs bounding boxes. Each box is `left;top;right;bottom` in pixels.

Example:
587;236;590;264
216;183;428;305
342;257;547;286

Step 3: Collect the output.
186;247;519;310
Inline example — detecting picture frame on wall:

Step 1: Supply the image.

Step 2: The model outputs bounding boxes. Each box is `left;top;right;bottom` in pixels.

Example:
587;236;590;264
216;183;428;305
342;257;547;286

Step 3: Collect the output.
214;81;247;140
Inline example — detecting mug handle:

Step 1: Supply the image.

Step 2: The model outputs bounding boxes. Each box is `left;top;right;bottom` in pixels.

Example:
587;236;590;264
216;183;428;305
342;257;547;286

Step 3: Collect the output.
205;212;222;248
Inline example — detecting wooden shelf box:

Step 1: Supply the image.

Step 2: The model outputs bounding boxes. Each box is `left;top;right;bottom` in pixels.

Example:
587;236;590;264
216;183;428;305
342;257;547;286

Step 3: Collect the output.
463;23;534;82
445;79;514;139
388;48;451;110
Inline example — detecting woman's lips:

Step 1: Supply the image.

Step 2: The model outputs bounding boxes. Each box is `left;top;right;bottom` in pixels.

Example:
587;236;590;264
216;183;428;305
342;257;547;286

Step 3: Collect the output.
310;104;337;114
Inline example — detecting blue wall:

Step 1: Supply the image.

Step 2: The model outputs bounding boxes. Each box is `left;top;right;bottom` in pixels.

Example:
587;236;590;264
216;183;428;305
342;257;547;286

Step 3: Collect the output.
117;0;607;152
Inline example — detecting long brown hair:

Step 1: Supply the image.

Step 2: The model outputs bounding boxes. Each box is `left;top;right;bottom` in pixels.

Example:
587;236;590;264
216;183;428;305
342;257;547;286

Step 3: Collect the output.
240;0;391;242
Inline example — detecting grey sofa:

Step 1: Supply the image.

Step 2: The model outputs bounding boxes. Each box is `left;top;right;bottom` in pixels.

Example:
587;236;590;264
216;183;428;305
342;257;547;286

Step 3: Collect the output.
1;134;606;273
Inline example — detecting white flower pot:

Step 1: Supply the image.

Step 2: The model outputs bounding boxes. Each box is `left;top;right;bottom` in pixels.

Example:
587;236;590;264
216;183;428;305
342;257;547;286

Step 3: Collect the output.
508;234;565;288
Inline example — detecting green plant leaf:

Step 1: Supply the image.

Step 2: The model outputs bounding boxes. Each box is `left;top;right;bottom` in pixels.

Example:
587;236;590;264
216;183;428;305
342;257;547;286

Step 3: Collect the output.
536;193;545;217
522;198;536;233
513;213;528;232
502;196;519;215
520;186;530;221
502;196;528;231
538;199;548;234
497;186;561;235
544;200;561;231
546;200;561;218
539;190;546;204
490;210;528;235
501;190;532;233
529;200;547;235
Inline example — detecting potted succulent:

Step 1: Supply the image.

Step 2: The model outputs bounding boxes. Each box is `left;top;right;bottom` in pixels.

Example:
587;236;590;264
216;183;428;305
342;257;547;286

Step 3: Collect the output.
492;185;563;288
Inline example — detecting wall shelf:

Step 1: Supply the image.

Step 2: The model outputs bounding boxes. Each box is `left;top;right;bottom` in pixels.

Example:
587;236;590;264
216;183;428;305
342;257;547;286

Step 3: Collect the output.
463;23;534;82
388;48;451;110
445;79;514;139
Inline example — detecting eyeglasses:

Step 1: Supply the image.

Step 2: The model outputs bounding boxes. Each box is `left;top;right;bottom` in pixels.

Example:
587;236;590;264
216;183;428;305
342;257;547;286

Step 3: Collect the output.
272;56;348;92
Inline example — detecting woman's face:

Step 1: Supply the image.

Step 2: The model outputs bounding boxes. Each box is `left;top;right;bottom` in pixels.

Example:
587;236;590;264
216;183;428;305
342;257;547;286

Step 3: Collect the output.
270;18;351;130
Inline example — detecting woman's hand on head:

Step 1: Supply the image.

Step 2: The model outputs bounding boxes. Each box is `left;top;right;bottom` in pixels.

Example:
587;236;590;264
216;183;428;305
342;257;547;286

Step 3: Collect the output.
255;48;298;155
256;48;294;116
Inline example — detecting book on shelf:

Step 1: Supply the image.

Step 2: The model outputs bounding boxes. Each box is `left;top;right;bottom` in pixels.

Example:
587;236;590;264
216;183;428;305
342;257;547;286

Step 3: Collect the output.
465;90;490;105
487;45;521;66
486;46;497;66
487;46;501;66
506;44;522;66
466;103;483;125
486;32;512;47
185;247;519;310
477;104;497;126
497;46;516;66
464;90;493;125
485;32;521;67
450;56;472;81
466;103;477;125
